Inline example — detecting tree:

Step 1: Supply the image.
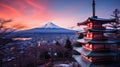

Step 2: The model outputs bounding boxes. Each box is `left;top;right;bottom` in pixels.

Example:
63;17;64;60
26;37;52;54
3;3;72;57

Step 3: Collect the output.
0;18;26;45
64;38;73;58
73;42;82;47
0;18;12;38
111;9;120;39
111;9;120;24
0;18;26;67
0;18;26;38
103;9;120;39
78;33;84;39
105;9;120;30
64;38;72;51
55;41;61;46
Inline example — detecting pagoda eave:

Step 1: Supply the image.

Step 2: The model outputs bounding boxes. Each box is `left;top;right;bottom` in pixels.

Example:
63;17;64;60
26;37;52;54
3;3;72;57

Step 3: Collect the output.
77;39;91;44
73;47;90;55
77;17;116;26
76;48;118;57
89;40;120;44
73;55;120;67
77;39;120;44
87;52;118;57
89;17;116;23
89;29;117;33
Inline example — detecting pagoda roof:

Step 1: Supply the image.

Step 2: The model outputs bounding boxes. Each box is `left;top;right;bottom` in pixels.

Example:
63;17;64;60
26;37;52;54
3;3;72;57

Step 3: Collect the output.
77;17;115;25
77;39;120;44
73;47;91;55
89;62;120;67
73;55;120;67
77;39;90;44
88;50;118;57
89;39;120;44
89;28;117;33
73;55;91;67
89;17;115;22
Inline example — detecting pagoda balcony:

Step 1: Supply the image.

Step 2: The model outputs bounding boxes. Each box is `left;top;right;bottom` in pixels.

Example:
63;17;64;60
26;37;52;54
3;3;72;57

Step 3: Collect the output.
83;45;112;51
92;37;108;40
85;35;108;40
91;34;108;40
85;31;108;40
92;25;105;29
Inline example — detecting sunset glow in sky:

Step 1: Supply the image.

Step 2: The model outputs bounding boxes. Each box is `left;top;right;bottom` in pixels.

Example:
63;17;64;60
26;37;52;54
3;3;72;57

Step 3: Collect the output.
0;0;120;29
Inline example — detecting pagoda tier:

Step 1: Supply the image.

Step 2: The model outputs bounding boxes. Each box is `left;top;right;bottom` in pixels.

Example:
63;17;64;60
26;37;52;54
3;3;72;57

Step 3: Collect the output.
77;17;115;26
88;39;120;44
77;39;120;44
73;47;117;63
82;44;116;51
89;17;115;22
76;42;118;52
73;47;120;67
78;48;117;57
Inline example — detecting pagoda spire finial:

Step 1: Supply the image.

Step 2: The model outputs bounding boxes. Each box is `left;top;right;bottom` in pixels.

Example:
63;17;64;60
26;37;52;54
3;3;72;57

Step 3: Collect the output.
92;0;96;17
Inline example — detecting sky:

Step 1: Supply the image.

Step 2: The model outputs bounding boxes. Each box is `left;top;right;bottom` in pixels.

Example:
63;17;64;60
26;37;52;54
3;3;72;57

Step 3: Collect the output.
0;0;120;29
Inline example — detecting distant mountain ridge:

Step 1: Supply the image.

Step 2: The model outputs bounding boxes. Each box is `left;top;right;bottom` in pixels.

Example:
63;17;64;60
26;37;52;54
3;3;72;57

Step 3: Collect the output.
7;22;76;38
22;22;76;33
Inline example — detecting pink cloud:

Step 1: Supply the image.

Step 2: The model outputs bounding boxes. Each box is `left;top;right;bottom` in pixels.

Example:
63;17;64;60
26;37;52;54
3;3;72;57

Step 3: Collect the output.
25;0;46;10
0;0;57;29
0;3;21;16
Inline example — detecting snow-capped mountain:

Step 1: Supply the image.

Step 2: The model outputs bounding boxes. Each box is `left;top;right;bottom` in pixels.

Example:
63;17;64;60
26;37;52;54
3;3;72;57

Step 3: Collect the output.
24;22;76;33
7;22;76;38
41;22;61;28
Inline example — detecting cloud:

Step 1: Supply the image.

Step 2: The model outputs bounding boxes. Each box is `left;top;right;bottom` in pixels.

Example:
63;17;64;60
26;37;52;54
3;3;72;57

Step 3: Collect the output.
0;0;77;29
25;0;46;10
0;2;21;16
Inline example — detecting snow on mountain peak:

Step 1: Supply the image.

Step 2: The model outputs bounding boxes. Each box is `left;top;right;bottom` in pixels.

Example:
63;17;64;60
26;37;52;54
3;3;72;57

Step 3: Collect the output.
42;22;61;28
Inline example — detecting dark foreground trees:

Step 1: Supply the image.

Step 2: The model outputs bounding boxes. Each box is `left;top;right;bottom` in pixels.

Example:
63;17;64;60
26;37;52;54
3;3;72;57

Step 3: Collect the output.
64;38;72;51
0;18;26;67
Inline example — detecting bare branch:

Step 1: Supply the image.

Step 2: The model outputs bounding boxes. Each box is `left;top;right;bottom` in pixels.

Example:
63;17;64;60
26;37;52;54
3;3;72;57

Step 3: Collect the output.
0;18;26;38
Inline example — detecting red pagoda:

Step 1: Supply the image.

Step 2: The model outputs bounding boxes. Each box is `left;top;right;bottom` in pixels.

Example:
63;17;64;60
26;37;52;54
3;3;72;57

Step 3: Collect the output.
73;0;120;67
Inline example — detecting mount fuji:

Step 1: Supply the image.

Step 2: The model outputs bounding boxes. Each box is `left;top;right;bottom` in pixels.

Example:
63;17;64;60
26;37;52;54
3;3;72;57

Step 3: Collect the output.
41;22;62;28
7;22;76;37
26;22;76;33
